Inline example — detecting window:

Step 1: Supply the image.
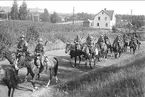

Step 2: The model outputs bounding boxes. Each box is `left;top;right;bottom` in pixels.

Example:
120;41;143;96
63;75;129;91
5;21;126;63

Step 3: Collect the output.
105;23;108;27
98;17;100;20
97;23;99;26
102;12;104;14
105;17;107;20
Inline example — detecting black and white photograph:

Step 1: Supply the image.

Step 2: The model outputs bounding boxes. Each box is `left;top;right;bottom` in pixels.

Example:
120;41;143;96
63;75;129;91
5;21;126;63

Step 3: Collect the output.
0;0;145;97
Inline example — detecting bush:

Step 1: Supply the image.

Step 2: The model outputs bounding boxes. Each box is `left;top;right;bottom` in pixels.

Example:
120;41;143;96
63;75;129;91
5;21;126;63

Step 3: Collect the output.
26;25;40;43
112;26;117;33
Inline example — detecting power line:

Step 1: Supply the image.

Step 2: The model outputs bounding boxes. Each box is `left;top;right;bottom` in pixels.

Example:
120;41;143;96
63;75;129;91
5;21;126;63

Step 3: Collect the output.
73;6;74;25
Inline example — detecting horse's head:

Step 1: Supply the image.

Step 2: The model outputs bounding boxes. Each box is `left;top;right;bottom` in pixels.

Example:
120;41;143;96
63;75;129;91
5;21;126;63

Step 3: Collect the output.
65;43;73;53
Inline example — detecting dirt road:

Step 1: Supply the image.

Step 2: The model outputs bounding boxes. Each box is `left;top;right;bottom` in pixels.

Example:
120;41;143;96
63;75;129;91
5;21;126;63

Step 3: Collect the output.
0;42;145;97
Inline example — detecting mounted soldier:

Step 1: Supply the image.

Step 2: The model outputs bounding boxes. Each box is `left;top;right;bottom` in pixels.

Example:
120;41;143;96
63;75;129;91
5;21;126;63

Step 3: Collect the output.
74;35;82;50
123;33;128;42
86;34;94;53
16;35;28;70
104;34;109;44
34;38;45;69
97;35;105;49
113;35;120;47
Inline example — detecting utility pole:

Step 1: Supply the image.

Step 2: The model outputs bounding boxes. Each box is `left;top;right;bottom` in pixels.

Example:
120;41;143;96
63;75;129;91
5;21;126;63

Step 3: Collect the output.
73;6;74;25
129;10;132;33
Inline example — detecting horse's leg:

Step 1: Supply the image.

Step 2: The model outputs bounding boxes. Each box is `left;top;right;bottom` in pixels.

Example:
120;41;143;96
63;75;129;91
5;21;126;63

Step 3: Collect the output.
46;69;52;87
85;57;88;70
89;57;92;69
114;52;117;58
94;55;97;67
24;67;30;82
15;70;22;82
70;56;74;67
8;87;11;97
37;73;40;80
105;50;108;58
78;56;81;67
74;56;77;67
32;74;38;92
16;70;19;75
11;88;15;97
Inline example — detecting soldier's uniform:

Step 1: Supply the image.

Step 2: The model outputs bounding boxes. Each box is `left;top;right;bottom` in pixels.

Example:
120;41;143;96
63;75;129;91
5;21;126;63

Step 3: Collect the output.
98;35;104;44
104;34;109;43
86;34;94;47
74;35;81;50
15;35;28;70
34;38;45;68
86;34;94;53
97;35;104;49
113;36;120;47
131;35;138;45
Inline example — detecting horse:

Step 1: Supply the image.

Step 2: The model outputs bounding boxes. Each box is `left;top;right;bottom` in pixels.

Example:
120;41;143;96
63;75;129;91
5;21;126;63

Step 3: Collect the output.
136;39;141;50
97;41;108;58
105;39;113;54
81;44;100;68
122;38;130;52
129;40;137;54
112;41;123;58
20;52;59;91
65;43;84;67
0;65;19;97
0;46;22;81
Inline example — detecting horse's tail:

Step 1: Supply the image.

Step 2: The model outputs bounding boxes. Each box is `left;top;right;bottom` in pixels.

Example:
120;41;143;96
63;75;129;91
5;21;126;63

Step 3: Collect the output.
53;57;59;76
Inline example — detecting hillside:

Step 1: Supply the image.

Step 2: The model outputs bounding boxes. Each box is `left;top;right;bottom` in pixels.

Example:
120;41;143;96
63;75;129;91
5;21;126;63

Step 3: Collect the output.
0;20;96;51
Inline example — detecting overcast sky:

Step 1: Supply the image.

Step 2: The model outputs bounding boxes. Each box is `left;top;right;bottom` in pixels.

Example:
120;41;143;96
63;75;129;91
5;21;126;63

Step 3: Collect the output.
0;1;145;15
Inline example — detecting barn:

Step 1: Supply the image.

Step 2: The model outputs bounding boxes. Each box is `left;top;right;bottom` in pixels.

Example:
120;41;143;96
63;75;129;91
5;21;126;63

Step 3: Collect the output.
83;19;93;27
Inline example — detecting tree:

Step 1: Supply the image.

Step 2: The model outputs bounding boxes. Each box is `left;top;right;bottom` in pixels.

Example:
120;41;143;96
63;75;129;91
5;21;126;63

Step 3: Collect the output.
50;11;61;23
131;19;144;30
18;0;29;20
10;0;19;20
40;8;50;22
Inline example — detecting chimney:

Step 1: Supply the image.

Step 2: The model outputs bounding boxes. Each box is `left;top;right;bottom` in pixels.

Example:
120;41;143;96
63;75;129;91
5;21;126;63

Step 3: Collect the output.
104;8;106;11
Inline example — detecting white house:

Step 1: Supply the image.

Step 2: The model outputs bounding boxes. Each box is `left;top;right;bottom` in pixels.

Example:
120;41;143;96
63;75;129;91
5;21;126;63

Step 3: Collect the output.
94;8;116;29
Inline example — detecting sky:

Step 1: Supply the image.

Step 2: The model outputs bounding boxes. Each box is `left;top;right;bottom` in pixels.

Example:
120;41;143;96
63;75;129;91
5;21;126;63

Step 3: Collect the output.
0;1;145;15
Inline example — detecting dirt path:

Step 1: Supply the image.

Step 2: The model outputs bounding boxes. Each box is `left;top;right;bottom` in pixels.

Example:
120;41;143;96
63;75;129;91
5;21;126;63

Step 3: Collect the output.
0;42;145;97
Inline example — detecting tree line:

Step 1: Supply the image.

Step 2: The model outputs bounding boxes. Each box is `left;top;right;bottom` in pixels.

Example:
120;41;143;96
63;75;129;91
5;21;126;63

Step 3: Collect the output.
7;0;61;23
115;14;145;29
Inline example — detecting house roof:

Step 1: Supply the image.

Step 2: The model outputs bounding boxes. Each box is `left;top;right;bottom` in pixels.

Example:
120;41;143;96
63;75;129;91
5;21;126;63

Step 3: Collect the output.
95;9;114;20
83;19;93;23
105;10;114;20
